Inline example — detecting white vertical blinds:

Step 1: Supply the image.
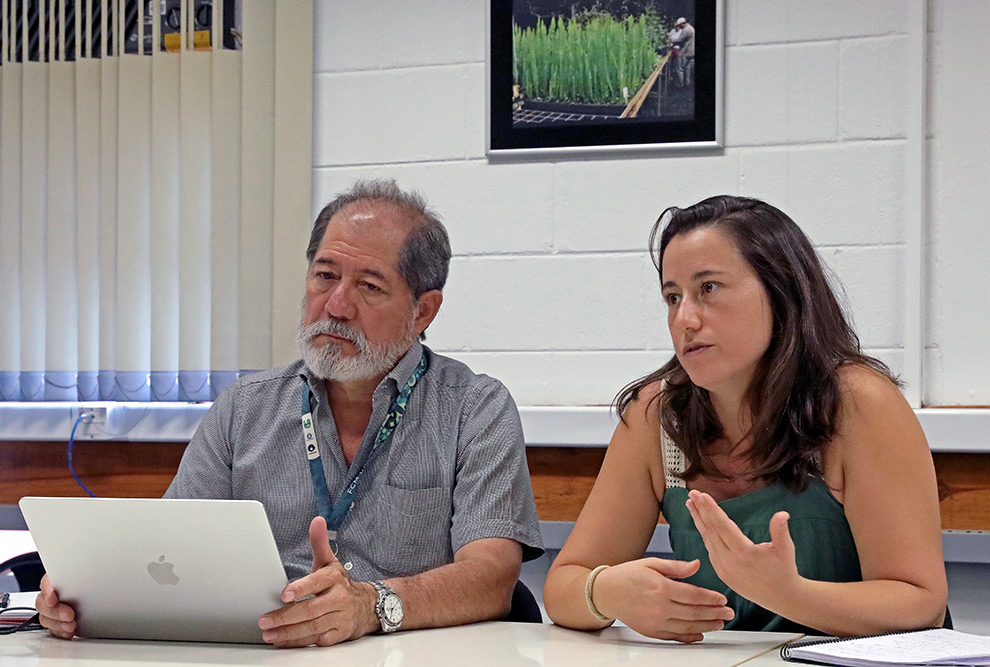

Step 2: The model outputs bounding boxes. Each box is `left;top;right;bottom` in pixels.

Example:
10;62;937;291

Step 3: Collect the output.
0;0;313;402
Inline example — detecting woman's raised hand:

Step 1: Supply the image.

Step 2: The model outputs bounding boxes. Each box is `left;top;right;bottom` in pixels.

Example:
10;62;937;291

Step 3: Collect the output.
685;489;802;611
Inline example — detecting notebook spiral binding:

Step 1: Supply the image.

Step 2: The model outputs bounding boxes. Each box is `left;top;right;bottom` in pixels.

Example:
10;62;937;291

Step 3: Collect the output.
779;628;935;662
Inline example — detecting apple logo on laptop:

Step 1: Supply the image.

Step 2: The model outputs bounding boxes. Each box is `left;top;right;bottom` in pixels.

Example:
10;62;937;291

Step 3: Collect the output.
147;555;180;585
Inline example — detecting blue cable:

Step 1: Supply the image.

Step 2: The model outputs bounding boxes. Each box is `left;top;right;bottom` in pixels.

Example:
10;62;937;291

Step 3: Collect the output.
68;414;97;498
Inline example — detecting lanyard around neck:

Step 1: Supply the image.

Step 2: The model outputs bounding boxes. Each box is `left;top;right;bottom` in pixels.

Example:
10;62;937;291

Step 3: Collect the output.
301;350;429;540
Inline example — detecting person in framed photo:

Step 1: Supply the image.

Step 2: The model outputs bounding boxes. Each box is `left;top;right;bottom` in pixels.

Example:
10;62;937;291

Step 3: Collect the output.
668;17;695;87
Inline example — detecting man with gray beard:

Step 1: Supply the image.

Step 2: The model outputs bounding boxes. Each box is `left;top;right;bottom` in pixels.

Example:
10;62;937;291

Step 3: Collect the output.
36;179;543;647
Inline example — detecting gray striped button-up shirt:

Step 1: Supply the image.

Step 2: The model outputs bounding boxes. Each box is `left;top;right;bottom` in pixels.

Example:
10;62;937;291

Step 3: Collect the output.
165;340;543;582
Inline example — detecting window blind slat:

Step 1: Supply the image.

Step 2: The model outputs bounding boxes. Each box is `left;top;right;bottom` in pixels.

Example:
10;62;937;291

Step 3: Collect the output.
2;0;8;64
45;61;79;400
210;48;242;398
20;62;49;400
116;54;151;401
272;0;314;364
150;52;181;401
98;55;118;399
0;64;23;400
76;58;102;400
115;53;154;401
239;0;276;374
177;49;212;401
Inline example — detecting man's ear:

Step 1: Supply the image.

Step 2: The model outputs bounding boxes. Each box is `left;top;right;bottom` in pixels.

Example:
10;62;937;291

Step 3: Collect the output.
413;290;443;336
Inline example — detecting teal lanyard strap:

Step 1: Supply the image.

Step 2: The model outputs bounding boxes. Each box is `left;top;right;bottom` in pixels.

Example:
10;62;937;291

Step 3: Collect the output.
301;350;429;539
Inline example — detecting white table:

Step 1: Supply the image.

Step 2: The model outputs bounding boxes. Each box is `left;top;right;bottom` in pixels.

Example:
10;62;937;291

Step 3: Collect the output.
0;623;799;666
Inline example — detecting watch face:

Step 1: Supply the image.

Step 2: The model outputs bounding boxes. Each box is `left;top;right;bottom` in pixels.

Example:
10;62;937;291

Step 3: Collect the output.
383;593;403;625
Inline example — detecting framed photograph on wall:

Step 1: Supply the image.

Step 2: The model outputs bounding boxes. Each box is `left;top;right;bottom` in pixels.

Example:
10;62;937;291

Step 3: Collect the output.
487;0;723;157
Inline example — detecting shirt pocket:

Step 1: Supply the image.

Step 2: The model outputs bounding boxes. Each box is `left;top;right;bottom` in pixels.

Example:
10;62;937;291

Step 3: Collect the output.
375;484;451;577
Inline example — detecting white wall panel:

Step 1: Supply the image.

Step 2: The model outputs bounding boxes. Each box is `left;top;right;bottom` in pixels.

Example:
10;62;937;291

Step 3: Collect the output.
734;0;906;44
380;0;485;68
778;143;905;247
725;42;839;146
819;246;904;350
430;253;664;353
926;1;990;404
839;36;908;141
313;66;469;167
553;154;741;252
313;0;382;73
312;161;557;255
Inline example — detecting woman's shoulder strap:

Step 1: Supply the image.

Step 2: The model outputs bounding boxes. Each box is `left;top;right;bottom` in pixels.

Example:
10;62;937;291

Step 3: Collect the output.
661;427;686;489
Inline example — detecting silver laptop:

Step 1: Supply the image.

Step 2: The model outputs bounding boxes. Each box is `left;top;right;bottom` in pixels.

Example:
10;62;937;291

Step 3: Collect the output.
19;496;288;644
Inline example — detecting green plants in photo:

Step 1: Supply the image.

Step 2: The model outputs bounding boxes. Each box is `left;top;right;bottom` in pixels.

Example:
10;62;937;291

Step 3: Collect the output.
513;12;660;105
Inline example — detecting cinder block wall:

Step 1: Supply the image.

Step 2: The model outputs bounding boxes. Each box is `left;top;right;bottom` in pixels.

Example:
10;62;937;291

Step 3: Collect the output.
310;0;990;407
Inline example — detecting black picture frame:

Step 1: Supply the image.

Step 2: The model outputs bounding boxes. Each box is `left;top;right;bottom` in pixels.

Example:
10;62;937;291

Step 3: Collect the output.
488;0;723;157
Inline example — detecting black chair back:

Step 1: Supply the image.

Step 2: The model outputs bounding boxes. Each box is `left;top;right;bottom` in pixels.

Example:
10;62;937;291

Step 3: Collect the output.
501;580;543;623
0;551;45;592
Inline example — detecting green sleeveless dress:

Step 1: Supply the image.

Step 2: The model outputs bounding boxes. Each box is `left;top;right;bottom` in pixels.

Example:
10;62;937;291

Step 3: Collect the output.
659;431;862;634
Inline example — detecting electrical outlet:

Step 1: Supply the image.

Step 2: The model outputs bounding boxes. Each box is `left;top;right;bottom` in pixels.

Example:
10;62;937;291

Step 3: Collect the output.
74;407;107;425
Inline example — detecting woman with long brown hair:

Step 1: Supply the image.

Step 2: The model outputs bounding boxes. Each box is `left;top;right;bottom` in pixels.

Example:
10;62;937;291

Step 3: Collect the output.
543;195;946;641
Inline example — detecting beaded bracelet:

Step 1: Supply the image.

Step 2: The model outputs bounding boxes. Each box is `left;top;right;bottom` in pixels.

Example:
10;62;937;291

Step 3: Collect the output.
584;564;614;622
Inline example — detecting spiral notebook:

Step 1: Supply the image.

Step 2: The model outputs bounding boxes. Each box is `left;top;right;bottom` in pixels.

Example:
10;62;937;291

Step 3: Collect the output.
780;628;990;666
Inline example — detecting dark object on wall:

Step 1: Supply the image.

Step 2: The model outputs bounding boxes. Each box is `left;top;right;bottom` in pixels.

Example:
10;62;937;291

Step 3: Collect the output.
488;0;723;157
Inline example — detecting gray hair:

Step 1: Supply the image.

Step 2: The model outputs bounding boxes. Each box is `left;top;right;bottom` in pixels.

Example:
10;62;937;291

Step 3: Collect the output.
307;178;451;300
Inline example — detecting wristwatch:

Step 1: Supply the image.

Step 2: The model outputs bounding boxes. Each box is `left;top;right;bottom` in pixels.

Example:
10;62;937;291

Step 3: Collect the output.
371;580;403;633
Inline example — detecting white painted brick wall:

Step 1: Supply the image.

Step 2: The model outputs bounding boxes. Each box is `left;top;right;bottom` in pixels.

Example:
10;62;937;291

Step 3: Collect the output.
553;155;741;252
733;0;906;44
725;43;840;145
314;1;383;72
310;0;989;406
819;246;904;349
315;162;558;255
438;253;665;351
314;66;473;165
839;36;908;140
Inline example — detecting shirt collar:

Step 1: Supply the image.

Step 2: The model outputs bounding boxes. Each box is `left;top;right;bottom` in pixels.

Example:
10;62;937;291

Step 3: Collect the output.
379;339;425;397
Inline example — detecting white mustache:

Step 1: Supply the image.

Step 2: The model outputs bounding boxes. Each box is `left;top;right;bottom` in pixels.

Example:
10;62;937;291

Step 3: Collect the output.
301;318;366;348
